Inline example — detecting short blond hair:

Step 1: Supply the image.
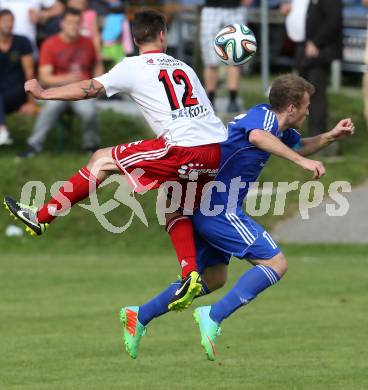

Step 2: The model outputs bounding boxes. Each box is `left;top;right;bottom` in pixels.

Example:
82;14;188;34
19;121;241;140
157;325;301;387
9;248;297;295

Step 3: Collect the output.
269;74;315;112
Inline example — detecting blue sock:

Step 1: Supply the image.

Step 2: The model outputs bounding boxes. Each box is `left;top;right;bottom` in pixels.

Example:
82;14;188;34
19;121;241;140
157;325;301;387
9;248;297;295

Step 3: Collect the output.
210;265;280;324
138;281;179;326
138;279;211;326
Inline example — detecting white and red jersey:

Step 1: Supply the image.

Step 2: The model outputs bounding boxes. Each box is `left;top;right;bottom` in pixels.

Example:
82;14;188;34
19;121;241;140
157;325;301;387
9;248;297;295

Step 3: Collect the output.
94;51;227;147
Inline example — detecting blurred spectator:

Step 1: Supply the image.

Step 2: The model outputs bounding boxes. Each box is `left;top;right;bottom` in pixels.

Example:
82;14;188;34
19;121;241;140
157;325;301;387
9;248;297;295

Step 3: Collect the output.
280;0;309;72
36;1;65;41
89;0;111;15
362;0;368;128
282;0;343;138
200;0;253;113
66;0;101;55
19;8;101;158
101;0;134;67
303;0;342;137
0;0;60;54
0;9;37;146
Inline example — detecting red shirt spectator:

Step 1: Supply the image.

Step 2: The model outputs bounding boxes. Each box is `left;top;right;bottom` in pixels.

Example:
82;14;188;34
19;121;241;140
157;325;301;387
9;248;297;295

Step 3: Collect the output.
19;8;101;158
40;34;97;79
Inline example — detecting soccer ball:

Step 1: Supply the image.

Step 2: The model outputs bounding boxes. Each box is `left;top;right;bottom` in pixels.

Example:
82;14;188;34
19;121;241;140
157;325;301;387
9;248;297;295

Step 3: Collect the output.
214;23;257;66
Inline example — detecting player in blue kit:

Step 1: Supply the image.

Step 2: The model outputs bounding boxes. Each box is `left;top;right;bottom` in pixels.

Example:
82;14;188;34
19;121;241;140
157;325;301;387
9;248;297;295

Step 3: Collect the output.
120;74;355;360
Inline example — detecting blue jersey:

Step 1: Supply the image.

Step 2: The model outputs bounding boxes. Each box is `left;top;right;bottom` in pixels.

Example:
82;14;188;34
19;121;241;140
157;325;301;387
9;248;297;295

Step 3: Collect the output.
207;103;301;212
191;104;301;266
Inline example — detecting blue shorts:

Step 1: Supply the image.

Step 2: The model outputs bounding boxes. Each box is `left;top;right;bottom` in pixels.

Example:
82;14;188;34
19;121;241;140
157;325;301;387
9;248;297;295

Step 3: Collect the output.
191;210;281;274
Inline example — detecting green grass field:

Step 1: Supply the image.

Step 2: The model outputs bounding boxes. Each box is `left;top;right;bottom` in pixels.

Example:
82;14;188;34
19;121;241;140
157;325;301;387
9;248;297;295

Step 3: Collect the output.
1;81;368;389
1;245;368;390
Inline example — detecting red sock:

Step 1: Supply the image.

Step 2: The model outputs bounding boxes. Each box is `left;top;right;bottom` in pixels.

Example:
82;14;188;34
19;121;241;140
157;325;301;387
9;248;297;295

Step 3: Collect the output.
166;216;197;278
37;167;102;224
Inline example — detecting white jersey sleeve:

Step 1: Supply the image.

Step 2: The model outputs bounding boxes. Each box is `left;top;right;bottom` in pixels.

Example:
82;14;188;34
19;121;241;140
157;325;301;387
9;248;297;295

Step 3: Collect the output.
94;58;136;96
94;53;227;147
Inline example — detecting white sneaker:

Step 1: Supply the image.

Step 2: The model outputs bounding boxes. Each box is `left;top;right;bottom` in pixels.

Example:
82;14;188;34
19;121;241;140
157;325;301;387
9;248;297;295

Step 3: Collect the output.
0;128;14;145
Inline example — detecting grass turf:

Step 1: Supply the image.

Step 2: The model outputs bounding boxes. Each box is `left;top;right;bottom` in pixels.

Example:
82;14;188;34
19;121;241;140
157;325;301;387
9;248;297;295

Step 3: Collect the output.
0;244;367;390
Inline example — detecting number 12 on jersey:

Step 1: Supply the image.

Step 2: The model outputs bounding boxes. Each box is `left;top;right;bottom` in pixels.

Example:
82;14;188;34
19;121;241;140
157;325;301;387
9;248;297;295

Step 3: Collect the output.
158;69;199;111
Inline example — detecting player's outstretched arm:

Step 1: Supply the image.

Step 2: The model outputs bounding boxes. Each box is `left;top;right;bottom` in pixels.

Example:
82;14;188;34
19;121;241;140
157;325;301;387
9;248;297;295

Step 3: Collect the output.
249;129;325;179
24;79;106;101
296;118;355;157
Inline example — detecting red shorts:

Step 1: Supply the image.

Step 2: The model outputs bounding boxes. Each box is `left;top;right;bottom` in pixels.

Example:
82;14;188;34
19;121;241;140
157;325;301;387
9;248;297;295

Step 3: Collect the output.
112;138;221;209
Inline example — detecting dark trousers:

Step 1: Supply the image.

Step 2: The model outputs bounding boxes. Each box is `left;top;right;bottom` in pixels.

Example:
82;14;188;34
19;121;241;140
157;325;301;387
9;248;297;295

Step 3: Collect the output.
294;43;330;136
0;86;27;125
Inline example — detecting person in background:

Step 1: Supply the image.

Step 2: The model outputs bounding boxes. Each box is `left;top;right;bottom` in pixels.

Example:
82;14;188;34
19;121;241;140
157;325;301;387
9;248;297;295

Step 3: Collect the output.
36;0;67;42
54;0;132;69
0;0;60;54
200;0;253;113
100;0;134;68
281;0;342;141
66;0;104;74
19;8;101;158
66;0;101;56
0;9;37;146
36;0;100;44
90;0;110;15
280;0;309;72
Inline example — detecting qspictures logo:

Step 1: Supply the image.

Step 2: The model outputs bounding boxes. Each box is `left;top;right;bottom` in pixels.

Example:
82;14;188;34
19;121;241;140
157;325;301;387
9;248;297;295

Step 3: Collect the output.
19;173;351;234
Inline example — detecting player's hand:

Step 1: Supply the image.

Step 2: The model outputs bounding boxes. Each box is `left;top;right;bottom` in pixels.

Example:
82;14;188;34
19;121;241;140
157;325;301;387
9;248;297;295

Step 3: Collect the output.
25;79;45;99
329;118;355;141
299;157;325;179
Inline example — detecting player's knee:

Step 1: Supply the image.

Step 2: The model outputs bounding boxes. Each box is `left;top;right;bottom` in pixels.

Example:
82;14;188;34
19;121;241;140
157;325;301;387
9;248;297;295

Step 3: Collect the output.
88;148;103;166
202;265;227;291
88;148;111;170
273;252;288;278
